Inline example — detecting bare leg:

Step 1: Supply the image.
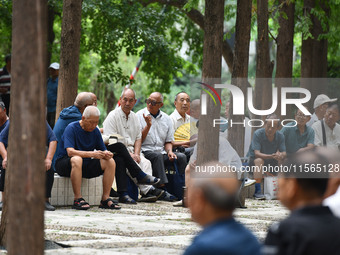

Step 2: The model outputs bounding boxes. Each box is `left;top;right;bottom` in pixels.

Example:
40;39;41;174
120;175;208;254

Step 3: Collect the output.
70;156;84;199
100;158;116;203
254;158;264;183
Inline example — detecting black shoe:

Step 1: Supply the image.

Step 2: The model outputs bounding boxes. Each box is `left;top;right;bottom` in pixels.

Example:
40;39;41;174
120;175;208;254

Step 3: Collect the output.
137;174;160;186
110;188;119;197
45;201;55;211
119;195;137;204
138;194;158;202
159;191;177;202
148;188;165;200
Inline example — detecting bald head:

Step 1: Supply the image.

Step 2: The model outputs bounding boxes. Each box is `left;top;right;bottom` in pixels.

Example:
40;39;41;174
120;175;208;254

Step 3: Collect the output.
74;92;95;113
190;99;200;119
149;92;163;102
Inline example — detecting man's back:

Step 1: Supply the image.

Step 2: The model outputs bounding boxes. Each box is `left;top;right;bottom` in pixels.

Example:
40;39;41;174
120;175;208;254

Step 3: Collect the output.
184;218;261;255
264;205;340;255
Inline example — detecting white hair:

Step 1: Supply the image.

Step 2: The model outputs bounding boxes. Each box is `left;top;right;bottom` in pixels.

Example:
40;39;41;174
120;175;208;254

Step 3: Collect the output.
83;106;100;118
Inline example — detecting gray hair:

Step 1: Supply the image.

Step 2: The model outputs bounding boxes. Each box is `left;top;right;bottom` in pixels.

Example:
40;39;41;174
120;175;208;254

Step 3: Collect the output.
174;91;189;102
121;88;136;98
83;106;100;118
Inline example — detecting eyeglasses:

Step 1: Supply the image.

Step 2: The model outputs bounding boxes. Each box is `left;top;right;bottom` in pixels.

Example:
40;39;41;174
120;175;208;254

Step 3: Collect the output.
145;99;162;106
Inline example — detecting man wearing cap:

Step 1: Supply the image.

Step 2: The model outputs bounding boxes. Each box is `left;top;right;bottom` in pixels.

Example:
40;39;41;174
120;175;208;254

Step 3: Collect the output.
0;54;11;112
306;94;337;127
47;62;60;128
312;104;340;149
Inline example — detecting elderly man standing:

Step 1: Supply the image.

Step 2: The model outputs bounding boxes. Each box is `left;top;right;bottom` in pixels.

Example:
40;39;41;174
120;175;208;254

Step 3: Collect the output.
281;108;314;155
46;62;59;128
184;162;261;255
312;104;340;149
136;92;187;201
247;114;286;200
55;106;119;210
307;94;337;127
103;88;164;202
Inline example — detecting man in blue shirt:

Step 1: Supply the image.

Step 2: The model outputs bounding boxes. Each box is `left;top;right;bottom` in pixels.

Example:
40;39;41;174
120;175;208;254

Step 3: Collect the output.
247;114;286;199
0;120;57;211
46;62;59;128
184;162;261;255
281;108;314;155
55;106;119;210
0;102;9;210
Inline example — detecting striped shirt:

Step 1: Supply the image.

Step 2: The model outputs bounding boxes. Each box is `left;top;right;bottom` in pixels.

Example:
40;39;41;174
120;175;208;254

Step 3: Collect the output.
0;66;10;94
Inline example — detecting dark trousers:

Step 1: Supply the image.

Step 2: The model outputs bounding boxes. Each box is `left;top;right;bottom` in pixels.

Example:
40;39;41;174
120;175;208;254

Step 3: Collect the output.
47;112;56;129
107;142;143;193
0;168;54;198
142;151;187;185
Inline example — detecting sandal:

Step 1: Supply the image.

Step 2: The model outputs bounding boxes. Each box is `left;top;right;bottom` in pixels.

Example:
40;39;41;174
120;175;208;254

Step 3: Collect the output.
99;198;121;210
72;197;90;210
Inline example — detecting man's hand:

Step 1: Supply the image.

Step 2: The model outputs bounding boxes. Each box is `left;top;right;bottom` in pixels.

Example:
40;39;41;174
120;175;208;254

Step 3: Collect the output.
92;150;108;159
44;158;52;171
143;113;152;127
2;157;7;169
130;153;141;163
103;150;113;160
272;152;282;161
167;151;177;162
0;88;8;94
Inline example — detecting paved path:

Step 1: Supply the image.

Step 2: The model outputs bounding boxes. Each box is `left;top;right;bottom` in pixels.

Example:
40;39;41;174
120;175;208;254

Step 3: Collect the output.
38;199;289;254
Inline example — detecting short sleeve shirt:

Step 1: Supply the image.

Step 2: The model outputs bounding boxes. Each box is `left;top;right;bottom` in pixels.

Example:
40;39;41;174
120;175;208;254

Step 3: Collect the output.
57;121;106;159
103;107;141;153
136;108;174;153
281;122;314;154
312;120;340;149
247;128;286;159
170;109;191;131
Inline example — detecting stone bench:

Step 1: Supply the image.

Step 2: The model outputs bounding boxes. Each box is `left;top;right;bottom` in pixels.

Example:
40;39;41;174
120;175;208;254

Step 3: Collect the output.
50;174;103;206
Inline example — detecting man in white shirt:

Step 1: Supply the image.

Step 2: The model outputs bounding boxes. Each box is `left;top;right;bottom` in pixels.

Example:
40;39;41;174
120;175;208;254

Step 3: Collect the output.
312;104;340;149
170;92;195;160
307;94;337;127
136;92;187;201
103;89;165;202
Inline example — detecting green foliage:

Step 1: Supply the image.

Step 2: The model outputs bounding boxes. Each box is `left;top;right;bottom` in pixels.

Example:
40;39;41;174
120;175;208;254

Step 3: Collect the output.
0;0;12;61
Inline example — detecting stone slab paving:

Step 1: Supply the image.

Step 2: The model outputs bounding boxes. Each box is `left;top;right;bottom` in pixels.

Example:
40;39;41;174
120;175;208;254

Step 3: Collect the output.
40;199;289;254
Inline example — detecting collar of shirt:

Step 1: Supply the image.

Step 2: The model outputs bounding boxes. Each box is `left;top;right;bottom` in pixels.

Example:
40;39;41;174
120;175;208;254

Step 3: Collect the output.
173;108;190;122
118;106;130;120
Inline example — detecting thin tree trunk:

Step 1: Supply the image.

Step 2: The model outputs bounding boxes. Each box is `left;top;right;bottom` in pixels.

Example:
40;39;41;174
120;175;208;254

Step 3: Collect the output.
275;0;295;119
55;0;82;121
255;0;273;118
301;0;329;110
196;0;224;165
0;0;47;253
228;0;252;156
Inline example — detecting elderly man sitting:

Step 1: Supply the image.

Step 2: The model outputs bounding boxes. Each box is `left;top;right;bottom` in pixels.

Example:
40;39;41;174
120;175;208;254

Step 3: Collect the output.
55;106;119;210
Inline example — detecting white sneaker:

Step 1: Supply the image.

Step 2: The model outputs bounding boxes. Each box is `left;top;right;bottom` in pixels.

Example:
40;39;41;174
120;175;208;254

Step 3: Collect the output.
244;178;256;187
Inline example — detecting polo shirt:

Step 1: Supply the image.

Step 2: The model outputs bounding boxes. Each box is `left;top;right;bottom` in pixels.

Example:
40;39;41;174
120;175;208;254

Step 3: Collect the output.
103;107;141;153
312;119;340;149
247;128;286;159
280;122;314;154
264;205;340;255
170;109;190;131
184;218;261;255
136;108;174;154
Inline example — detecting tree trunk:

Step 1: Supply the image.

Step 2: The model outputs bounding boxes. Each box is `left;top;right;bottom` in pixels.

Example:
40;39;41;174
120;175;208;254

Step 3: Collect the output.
55;0;82;121
275;0;295;119
255;0;273;118
301;0;329;110
47;2;56;70
228;0;252;156
196;0;224;165
0;0;47;253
